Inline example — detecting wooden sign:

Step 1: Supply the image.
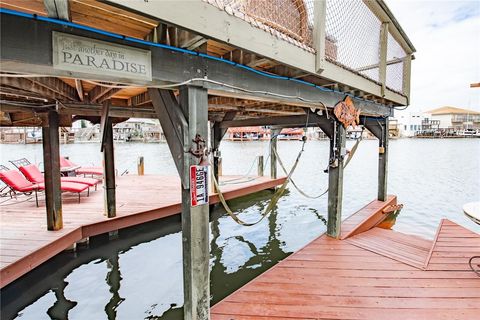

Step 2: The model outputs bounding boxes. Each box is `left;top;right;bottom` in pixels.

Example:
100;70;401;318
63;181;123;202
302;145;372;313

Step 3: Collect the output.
52;32;152;81
333;96;361;128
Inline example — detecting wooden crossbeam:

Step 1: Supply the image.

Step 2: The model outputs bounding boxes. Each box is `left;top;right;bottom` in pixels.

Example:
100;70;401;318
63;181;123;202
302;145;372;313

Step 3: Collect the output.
0;77;67;101
88;86;121;103
74;79;84;101
30;77;78;101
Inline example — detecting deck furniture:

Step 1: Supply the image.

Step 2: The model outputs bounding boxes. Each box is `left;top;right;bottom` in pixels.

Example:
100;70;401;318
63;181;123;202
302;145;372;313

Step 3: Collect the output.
0;165;90;206
0;165;44;206
463;201;480;277
15;162;100;191
60;157;103;177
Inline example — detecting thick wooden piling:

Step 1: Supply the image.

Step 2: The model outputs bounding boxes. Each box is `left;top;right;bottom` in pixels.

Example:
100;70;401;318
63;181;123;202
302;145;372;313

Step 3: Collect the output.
137;156;144;176
103;117;116;218
327;121;346;238
257;155;264;176
42;110;63;231
270;128;281;179
179;86;210;320
378;118;389;201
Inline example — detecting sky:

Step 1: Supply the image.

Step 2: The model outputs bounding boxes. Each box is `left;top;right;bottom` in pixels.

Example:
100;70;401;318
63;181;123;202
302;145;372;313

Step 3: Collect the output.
386;0;480;113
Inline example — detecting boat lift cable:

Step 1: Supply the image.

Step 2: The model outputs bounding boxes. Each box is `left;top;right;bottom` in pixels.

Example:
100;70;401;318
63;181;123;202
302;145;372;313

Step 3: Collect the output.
211;138;307;226
274;128;363;199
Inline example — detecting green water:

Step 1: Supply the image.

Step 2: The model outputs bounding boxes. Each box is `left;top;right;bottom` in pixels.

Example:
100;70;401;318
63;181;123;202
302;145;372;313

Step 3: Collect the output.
1;139;479;319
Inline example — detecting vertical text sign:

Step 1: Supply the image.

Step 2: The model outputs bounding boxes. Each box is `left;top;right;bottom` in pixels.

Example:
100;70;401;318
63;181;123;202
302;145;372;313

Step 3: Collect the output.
190;165;209;207
52;31;152;81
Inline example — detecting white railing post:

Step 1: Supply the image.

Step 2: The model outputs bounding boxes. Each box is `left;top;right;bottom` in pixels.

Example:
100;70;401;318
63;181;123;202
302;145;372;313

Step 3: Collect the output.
379;22;389;97
313;0;327;73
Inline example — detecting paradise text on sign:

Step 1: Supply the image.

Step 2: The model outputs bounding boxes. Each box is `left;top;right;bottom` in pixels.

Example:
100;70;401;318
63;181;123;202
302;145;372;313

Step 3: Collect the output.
190;165;209;207
52;32;152;81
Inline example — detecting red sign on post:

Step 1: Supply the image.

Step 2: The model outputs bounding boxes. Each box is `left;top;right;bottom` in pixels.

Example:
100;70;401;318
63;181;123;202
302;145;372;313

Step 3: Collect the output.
190;165;209;207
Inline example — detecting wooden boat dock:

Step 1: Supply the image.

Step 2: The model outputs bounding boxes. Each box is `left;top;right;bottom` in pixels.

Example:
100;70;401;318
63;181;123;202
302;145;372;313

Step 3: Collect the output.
0;174;285;288
212;196;480;319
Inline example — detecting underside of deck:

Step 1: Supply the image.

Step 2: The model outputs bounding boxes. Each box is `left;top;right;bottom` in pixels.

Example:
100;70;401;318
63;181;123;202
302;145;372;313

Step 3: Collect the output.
0;174;285;288
211;197;480;320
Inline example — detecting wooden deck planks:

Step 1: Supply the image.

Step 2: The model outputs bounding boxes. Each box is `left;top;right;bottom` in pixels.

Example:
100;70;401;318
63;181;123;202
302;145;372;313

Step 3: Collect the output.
0;174;285;288
212;199;480;320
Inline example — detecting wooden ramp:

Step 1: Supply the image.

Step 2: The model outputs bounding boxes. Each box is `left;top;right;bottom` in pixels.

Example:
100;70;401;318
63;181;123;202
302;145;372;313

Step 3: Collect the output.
0;174;285;288
212;197;480;320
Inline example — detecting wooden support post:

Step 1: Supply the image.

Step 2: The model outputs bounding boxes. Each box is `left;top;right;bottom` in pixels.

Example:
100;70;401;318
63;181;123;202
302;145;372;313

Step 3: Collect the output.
179;85;210;320
257;155;264;176
378;118;389;201
327;121;346;238
137;156;144;176
270;128;281;179
42;110;63;231
211;123;221;193
102;117;116;218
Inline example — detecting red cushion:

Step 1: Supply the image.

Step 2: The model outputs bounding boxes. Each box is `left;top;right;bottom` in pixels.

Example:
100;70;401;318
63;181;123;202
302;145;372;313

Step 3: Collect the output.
61;177;100;186
19;164;44;184
60;182;89;193
76;168;103;176
0;170;39;192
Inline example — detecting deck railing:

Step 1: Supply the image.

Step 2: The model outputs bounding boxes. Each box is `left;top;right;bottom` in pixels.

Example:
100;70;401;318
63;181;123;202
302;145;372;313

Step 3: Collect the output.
206;0;413;97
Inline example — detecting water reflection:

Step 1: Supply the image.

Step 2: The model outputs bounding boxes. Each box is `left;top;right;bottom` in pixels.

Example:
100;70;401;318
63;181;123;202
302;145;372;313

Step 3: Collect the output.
1;139;479;319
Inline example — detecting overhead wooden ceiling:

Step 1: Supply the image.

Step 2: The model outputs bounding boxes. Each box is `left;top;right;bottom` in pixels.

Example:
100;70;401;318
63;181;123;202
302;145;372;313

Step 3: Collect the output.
0;0;387;126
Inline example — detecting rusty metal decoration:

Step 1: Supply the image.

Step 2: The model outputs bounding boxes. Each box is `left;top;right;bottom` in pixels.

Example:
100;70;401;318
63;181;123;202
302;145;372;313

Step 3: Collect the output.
333;96;361;128
189;134;209;165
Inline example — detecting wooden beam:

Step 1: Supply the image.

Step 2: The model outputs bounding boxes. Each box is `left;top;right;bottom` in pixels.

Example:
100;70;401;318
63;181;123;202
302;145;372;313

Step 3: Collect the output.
471;83;480;88
75;79;84;101
148;88;188;183
88;86;121;103
0;13;399;112
178;85;210;320
30;77;78;101
327;121;346;238
1;77;64;101
42;110;63;231
219;114;331;129
44;0;71;21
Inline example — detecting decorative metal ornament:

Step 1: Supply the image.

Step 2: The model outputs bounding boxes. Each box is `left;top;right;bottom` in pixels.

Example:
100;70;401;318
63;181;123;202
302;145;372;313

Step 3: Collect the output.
333;96;361;128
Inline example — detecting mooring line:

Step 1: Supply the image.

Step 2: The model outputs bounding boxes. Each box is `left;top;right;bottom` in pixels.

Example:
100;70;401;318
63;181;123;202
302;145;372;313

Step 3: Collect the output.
211;139;306;226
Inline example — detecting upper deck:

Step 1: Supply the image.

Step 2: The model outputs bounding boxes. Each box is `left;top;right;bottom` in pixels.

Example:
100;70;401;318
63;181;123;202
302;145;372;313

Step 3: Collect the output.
0;0;415;125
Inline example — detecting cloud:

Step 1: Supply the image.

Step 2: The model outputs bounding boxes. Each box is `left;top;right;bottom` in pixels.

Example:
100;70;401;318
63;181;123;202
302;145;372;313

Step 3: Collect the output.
387;0;480;113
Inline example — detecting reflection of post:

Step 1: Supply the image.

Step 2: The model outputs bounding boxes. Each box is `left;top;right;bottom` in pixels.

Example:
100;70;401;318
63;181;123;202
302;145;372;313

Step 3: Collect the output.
47;280;77;319
105;254;124;320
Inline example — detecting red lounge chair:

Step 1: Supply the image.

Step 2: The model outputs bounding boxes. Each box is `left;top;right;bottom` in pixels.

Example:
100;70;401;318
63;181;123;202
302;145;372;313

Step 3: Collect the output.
0;165;90;206
0;165;44;206
18;163;100;191
60;157;103;177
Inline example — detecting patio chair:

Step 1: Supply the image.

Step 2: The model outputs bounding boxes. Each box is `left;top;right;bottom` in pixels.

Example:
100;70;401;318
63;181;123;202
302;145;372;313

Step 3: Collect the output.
0;165;43;206
0;165;90;206
60;157;103;177
10;159;100;191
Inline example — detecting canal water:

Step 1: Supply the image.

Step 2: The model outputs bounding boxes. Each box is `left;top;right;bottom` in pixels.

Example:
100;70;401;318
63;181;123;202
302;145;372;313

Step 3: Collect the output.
1;138;479;319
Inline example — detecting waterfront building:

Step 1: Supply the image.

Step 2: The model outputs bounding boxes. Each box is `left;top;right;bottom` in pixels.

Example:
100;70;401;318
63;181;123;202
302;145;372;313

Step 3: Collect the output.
396;112;426;137
425;106;480;131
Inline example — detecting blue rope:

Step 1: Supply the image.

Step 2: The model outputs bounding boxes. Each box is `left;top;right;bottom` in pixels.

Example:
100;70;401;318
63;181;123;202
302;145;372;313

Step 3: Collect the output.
0;7;384;107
